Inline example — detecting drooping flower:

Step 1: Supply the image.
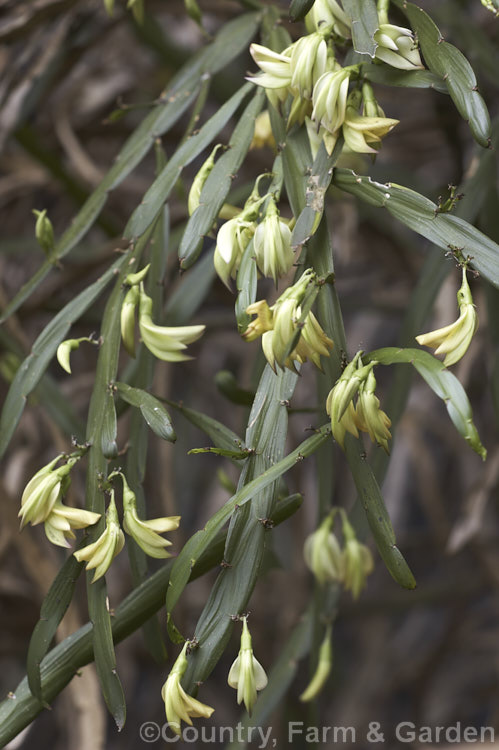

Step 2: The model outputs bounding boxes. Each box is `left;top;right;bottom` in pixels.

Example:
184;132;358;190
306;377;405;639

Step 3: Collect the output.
253;198;294;283
44;501;101;548
374;23;424;71
227;617;268;715
311;65;353;135
342;90;399;154
73;492;124;582
19;456;75;528
303;513;344;585
119;472;180;558
162;642;215;735
289;32;329;100
355;369;392;454
247;43;293;91
341;514;374;599
415;267;478;366
243;269;333;372
213;214;256;288
57;337;96;374
325;353;374;448
300;626;333;702
138;290;205;362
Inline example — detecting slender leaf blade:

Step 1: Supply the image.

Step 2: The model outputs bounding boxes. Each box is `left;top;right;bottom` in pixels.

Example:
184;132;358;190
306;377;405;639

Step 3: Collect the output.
332;169;499;288
115;382;176;442
343;0;379;58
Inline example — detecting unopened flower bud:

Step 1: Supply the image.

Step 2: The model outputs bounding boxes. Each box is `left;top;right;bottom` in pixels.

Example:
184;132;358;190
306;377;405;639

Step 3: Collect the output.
253;198;294;283
304;513;344;585
33;209;55;256
300;627;333;702
188;144;222;215
341;514;373;599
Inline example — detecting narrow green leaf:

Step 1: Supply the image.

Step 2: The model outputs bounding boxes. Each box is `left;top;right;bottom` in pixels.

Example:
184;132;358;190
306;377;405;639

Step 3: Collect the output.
392;0;491;147
289;0;316;21
101;391;118;459
165;249;216;325
0;253;129;458
291;139;343;251
179;89;265;269
345;439;417;589
332;169;499;288
0;12;261;323
166;418;329;642
167;400;247;455
343;0;379;58
188;446;252;459
235;237;258;334
366;347;486;459
27;552;85;703
88;580;126;730
0;494;301;749
125;83;255;240
362;63;447;92
115;382;176;442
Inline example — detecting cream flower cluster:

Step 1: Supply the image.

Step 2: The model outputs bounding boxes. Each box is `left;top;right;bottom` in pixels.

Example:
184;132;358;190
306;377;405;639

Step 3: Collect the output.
326;353;392;452
304;510;374;599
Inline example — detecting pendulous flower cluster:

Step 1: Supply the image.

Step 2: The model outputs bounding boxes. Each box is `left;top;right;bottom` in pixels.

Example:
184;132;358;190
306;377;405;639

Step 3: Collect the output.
242;269;333;372
326;352;392;452
304;510;374;599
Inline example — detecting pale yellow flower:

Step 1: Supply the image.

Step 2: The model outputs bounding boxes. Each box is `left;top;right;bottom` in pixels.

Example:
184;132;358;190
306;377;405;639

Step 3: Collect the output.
44;501;101;548
253;198;294;283
416;268;478;366
342;91;399;154
228;617;268;715
162;643;214;735
73;492;124;582
19;456;73;528
355;370;392;454
120;473;180;558
374;24;424;71
138;290;205;362
304;513;344;585
341;515;374;599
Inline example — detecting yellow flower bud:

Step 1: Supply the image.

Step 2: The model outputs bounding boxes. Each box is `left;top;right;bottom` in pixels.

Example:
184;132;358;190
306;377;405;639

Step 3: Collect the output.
341;515;374;599
121;285;140;357
253;199;294;283
300;627;333;702
250;111;275;150
19;456;74;528
188;144;222;215
304;513;345;585
33;209;55;256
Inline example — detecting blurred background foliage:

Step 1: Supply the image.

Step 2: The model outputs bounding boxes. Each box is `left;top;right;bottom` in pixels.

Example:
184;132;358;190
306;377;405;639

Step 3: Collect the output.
0;0;498;748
